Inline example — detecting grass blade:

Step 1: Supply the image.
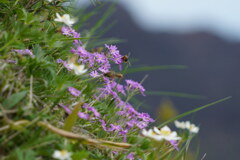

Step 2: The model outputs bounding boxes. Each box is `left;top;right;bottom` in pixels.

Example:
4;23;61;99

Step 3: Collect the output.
146;91;205;99
63;102;84;131
125;65;187;74
2;91;28;109
158;96;231;128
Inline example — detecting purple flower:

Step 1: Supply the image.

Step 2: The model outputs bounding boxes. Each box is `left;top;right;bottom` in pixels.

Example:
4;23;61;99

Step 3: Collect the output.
94;52;107;64
68;87;81;96
105;44;119;57
5;59;16;64
61;26;72;36
90;70;100;78
87;54;95;67
59;104;71;114
108;81;126;96
125;79;146;96
86;106;101;118
98;62;111;73
119;129;128;142
126;119;137;128
59;104;89;120
119;129;128;135
105;44;123;64
136;121;148;129
108;124;121;132
116;111;125;116
169;140;179;151
56;59;72;71
116;83;126;95
126;153;134;160
138;113;155;123
13;49;34;57
78;112;90;120
112;151;118;155
99;119;107;131
56;59;64;63
75;46;89;58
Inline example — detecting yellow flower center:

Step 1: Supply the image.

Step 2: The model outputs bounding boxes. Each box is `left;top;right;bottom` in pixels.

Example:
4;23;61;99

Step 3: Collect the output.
60;150;67;156
160;130;171;136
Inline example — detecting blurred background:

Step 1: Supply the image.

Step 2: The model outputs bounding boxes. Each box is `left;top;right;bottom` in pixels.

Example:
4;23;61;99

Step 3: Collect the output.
78;0;240;159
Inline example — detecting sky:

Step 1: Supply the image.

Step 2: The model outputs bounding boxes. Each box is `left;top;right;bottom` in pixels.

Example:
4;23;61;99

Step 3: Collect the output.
78;0;240;41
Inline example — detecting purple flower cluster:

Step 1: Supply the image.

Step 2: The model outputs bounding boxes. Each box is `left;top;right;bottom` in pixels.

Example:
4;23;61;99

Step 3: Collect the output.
105;44;123;65
59;26;125;76
61;26;81;44
126;79;146;96
13;49;34;57
94;77;153;141
58;26;154;141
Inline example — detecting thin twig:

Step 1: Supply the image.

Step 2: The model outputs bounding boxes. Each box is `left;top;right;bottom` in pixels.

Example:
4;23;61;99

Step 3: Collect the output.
0;120;131;151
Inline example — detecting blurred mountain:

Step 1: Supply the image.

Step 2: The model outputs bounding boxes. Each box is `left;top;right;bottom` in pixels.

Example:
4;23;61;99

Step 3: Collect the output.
85;4;240;160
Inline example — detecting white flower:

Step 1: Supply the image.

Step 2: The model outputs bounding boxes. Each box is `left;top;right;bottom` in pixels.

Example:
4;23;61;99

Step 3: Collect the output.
174;120;199;134
54;13;76;27
68;63;87;75
142;126;181;141
174;120;186;129
52;150;72;160
46;0;54;2
142;128;163;141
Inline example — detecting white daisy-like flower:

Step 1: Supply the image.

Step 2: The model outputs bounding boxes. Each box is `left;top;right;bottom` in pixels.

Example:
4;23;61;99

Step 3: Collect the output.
52;150;72;160
174;120;199;134
54;13;76;27
142;128;163;141
142;126;181;141
68;63;87;75
174;120;186;129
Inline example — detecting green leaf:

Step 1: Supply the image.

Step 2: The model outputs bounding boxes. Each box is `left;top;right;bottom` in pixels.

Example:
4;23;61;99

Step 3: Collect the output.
158;96;231;128
72;151;89;160
2;91;28;108
63;102;83;131
146;91;205;99
125;65;187;74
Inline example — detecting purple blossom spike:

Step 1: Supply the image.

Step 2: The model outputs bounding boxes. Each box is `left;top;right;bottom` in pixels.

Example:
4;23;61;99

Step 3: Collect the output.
13;49;34;57
125;79;146;96
68;87;81;96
